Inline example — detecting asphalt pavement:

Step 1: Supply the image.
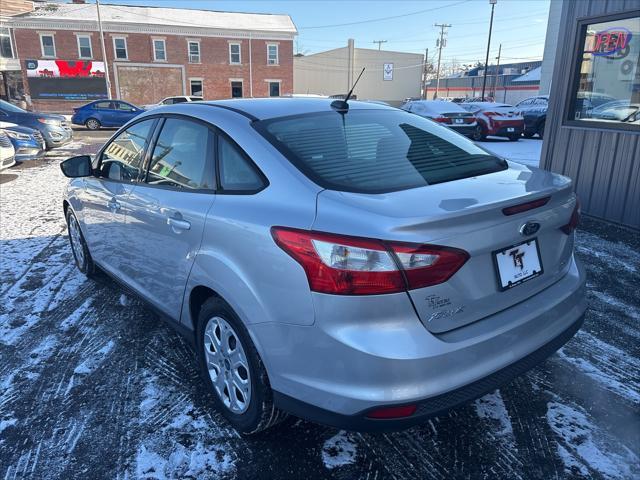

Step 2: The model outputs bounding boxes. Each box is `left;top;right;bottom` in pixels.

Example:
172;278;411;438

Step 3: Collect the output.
0;131;638;479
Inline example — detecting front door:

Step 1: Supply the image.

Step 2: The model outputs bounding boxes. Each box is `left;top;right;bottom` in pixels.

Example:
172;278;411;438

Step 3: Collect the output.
79;118;157;277
121;117;216;320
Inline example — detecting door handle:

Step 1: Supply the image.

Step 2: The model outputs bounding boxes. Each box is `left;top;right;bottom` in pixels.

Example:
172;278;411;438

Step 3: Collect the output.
107;199;121;212
167;217;191;231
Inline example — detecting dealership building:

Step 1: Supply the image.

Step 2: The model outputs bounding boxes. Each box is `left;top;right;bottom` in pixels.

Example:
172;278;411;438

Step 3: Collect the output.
541;0;639;229
1;1;296;111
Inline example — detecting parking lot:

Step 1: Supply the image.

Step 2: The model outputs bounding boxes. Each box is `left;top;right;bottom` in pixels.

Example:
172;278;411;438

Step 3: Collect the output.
0;130;638;479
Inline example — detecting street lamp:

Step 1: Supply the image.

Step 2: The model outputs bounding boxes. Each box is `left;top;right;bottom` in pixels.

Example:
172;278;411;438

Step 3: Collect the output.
481;0;497;101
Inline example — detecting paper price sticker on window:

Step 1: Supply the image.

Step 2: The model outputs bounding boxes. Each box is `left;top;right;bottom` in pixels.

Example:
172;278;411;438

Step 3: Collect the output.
383;63;393;81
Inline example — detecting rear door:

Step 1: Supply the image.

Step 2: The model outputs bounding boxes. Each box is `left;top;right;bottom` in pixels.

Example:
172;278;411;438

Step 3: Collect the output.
113;101;141;125
80;118;157;276
121;116;216;320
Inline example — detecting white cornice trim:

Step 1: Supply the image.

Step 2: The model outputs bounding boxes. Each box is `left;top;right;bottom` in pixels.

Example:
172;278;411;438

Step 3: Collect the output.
6;19;296;41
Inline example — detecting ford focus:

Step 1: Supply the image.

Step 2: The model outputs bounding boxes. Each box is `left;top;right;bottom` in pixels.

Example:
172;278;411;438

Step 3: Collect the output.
60;98;586;434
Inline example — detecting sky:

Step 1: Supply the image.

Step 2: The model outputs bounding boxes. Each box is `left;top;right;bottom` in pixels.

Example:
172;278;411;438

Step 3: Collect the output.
97;0;551;67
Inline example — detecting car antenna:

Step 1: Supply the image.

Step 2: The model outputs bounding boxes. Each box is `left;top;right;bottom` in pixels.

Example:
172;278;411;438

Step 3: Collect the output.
331;67;365;113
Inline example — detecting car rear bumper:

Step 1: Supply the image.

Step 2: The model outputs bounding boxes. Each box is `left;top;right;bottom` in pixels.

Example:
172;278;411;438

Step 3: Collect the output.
449;123;477;136
254;255;586;430
274;312;584;431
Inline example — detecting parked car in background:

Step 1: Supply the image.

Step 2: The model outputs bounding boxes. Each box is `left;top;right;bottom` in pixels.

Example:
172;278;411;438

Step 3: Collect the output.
0;100;72;149
60;98;585;435
0;121;46;161
71;100;145;130
460;102;524;141
573;92;617;119
515;95;548;139
587;101;639;123
143;96;204;109
0;131;16;171
402;100;478;138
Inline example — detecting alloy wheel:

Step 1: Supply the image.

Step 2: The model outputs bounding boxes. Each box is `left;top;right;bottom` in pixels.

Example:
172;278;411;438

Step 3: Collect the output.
203;316;252;414
86;119;100;130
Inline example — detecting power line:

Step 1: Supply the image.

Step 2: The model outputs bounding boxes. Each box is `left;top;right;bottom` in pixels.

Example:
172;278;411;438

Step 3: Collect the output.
298;0;471;29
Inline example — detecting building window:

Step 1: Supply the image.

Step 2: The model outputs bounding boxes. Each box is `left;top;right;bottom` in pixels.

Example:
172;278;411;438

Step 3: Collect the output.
229;43;241;65
231;81;243;98
113;37;128;60
0;28;14;59
267;44;279;65
568;13;640;129
268;81;280;97
190;78;203;97
188;41;200;63
40;34;55;58
77;35;92;59
153;39;166;61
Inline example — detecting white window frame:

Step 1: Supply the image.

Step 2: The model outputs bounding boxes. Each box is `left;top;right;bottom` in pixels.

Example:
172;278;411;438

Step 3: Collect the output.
153;38;167;62
76;34;93;59
267;79;281;97
229;78;243;98
188;40;200;64
189;77;204;97
229;42;241;65
267;43;279;65
112;36;128;60
39;33;56;58
0;27;15;60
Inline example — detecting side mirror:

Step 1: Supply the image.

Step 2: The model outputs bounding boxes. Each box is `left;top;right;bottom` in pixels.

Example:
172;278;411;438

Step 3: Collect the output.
60;155;92;178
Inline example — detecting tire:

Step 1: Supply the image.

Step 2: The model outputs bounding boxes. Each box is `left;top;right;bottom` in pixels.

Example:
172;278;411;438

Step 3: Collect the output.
471;125;486;142
523;131;534;139
66;209;96;277
537;120;545;139
508;134;520;142
85;118;101;130
196;297;287;435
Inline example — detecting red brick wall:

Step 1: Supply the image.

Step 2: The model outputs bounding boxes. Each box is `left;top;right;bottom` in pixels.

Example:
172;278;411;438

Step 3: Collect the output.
13;28;293;112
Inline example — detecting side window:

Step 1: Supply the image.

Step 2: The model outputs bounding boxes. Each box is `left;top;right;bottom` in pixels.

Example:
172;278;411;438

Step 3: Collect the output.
218;135;265;191
94;101;112;109
162;98;174;105
172;97;188;103
146;118;213;190
115;102;135;111
98;120;154;182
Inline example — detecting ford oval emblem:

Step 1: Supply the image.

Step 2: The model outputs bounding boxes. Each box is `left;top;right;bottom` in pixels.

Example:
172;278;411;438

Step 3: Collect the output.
520;221;540;236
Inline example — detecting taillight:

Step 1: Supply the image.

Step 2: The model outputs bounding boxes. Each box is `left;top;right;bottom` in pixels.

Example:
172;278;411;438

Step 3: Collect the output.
433;116;451;124
561;198;580;234
271;227;469;295
367;404;417;419
502;196;550;216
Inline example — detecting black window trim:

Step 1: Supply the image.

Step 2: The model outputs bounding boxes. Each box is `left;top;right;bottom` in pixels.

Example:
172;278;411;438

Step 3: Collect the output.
215;127;269;195
92;116;160;185
252;109;507;194
140;114;217;194
563;9;640;134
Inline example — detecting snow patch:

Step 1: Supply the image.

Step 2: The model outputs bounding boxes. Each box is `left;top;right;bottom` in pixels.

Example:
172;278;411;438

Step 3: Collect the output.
322;431;357;469
547;400;639;479
74;340;115;375
474;389;514;436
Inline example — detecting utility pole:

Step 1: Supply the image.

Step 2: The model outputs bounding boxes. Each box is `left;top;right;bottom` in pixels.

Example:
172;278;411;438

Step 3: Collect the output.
481;0;497;101
434;23;451;99
96;0;112;99
492;43;502;100
422;48;429;99
372;40;387;50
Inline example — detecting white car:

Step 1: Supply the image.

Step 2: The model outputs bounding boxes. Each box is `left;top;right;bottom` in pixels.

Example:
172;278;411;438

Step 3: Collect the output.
143;96;203;110
0;130;16;171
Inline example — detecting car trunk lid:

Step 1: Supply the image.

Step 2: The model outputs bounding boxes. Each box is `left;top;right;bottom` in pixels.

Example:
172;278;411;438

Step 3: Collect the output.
314;163;576;333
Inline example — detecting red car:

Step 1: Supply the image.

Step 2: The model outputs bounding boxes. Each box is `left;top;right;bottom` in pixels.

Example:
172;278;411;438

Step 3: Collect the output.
460;102;524;141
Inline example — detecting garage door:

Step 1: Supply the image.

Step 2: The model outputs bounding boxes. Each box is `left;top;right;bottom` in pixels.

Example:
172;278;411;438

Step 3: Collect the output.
116;65;183;106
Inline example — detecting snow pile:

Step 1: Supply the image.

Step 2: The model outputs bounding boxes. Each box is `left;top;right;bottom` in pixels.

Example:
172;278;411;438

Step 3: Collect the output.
322;431;357;469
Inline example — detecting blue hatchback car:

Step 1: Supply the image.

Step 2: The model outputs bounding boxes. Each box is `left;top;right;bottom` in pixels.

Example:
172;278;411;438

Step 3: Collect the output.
71;100;144;130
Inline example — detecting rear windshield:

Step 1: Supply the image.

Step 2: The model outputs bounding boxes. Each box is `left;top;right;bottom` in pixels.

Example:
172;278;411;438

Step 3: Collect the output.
255;110;507;193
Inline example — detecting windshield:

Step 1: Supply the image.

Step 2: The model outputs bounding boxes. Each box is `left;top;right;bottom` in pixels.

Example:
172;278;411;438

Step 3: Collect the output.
255;110;507;193
0;99;26;113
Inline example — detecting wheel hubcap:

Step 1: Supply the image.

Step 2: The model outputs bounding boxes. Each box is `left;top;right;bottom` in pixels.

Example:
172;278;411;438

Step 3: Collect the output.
203;316;251;414
88;120;98;129
68;215;85;266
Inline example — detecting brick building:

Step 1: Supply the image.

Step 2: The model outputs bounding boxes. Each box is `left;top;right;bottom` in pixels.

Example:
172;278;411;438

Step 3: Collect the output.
4;1;296;112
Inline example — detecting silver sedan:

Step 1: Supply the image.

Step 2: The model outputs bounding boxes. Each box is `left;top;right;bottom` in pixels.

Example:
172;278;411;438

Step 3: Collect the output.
60;98;586;434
